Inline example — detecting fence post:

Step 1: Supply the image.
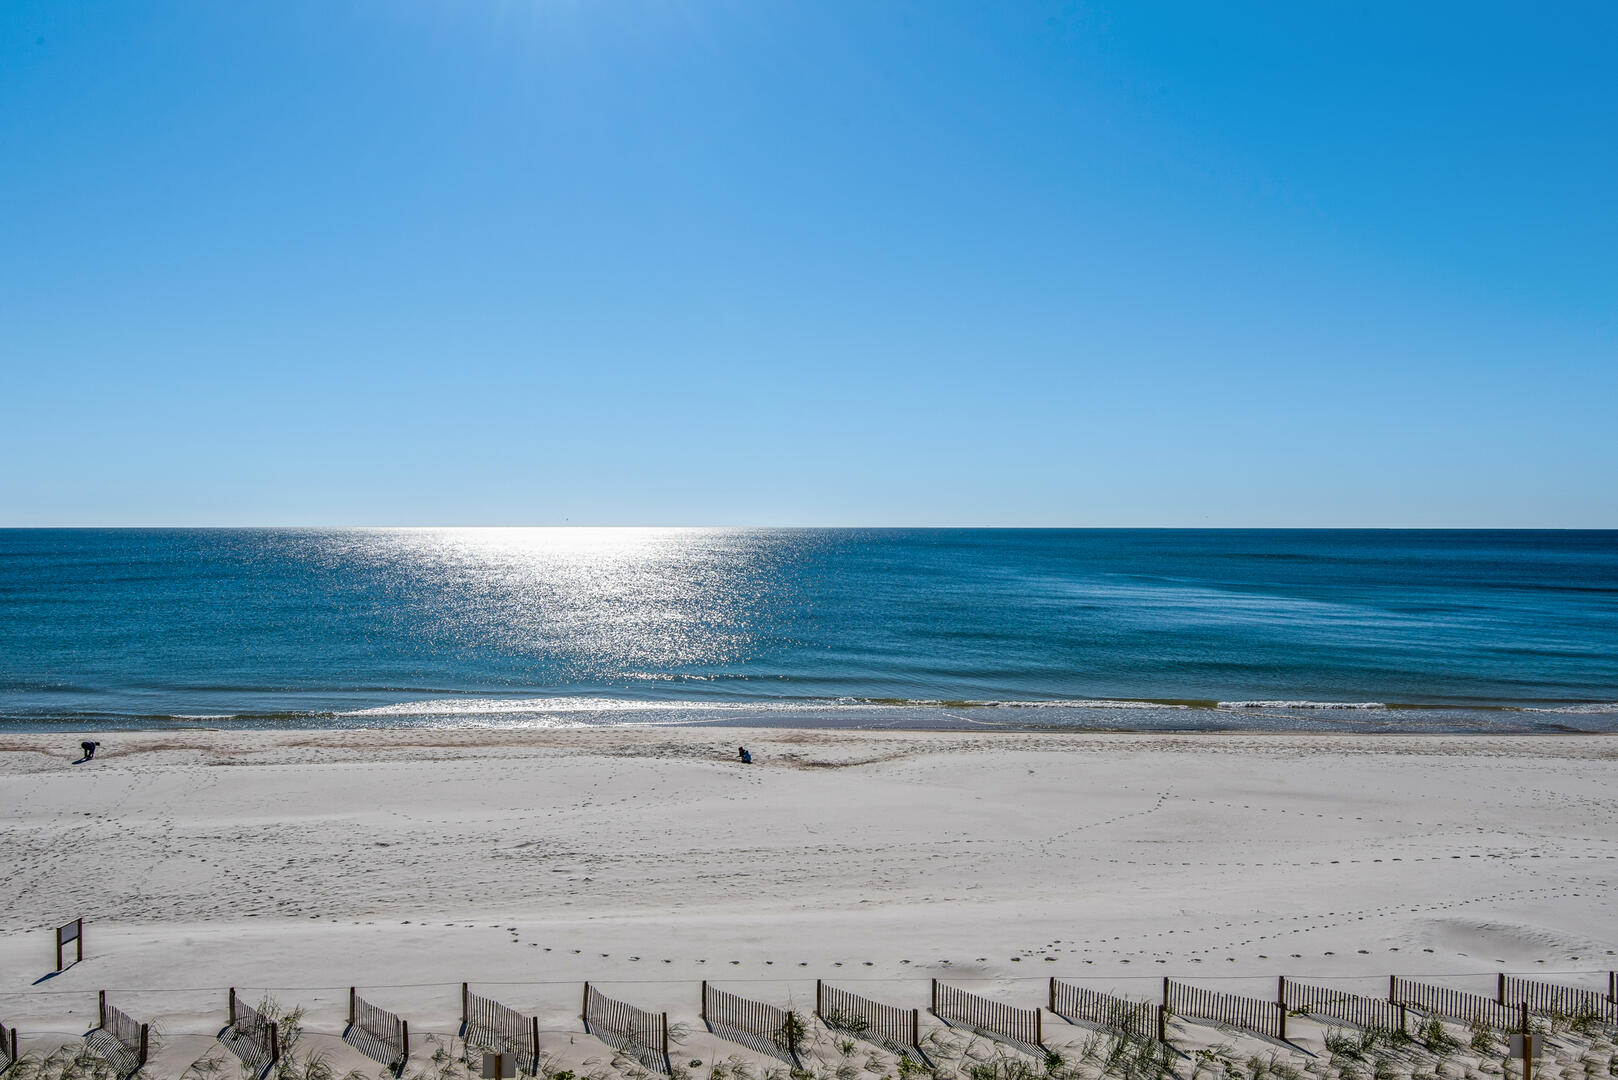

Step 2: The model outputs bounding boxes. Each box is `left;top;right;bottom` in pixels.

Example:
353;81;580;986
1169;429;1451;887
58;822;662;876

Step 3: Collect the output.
462;983;469;1029
99;990;107;1029
1388;976;1396;1005
931;980;938;1016
1157;1004;1167;1044
911;1008;920;1050
582;983;591;1022
700;981;708;1022
77;920;84;964
1048;978;1056;1013
1277;977;1286;1009
270;1021;280;1066
1277;1001;1286;1042
1521;1002;1529;1034
56;933;63;973
348;988;356;1028
816;980;823;1018
1162;977;1169;1008
531;1015;540;1066
401;1019;410;1061
1498;974;1506;1005
1398;1004;1407;1034
662;1013;670;1060
230;987;238;1027
138;1024;149;1068
1035;1006;1043;1049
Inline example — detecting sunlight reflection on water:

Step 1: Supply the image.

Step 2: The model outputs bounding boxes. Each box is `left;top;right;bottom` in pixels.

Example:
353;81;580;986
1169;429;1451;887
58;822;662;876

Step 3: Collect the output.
307;527;792;676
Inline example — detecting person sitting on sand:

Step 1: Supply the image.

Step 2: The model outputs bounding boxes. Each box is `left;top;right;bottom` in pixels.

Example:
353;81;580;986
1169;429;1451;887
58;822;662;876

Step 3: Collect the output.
737;746;751;764
79;740;100;761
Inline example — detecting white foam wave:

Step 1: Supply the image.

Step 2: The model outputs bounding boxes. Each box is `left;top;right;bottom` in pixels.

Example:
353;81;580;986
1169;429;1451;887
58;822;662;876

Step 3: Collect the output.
340;697;754;717
940;699;1190;710
1519;703;1618;714
337;695;1193;718
1218;700;1388;710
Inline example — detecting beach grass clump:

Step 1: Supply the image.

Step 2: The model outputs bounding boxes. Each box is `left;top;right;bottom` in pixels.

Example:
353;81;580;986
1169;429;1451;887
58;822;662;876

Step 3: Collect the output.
257;996;340;1080
776;1013;809;1057
1110;1039;1174;1080
403;1035;472;1080
1418;1021;1460;1057
6;1043;119;1080
821;1010;871;1038
964;1057;1041;1080
1254;1052;1304;1080
178;994;353;1080
1549;1007;1608;1039
1190;1044;1242;1080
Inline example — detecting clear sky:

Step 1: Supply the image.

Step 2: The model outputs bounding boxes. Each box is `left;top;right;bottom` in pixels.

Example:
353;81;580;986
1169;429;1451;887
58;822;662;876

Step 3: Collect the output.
2;2;1614;527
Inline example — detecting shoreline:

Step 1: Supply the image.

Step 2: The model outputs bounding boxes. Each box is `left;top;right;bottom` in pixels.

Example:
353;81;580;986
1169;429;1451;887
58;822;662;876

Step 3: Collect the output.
4;695;1617;736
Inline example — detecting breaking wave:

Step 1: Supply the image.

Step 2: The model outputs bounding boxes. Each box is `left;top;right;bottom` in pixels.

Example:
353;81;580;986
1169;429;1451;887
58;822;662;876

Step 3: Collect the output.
1217;700;1388;710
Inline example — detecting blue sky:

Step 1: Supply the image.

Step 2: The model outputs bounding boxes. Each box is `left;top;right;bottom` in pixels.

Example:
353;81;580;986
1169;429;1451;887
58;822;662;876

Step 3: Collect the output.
2;1;1614;526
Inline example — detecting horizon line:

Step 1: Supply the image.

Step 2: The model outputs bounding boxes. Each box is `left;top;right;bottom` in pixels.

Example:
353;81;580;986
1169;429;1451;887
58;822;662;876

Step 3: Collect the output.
2;524;1616;532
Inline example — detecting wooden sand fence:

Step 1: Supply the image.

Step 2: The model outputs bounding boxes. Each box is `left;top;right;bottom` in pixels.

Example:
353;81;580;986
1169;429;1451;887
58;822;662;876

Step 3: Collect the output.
87;992;149;1079
583;983;670;1074
462;985;541;1074
816;981;921;1057
701;982;801;1065
220;989;281;1075
1389;977;1519;1032
1499;975;1618;1022
1;1020;18;1072
1280;977;1406;1032
347;989;410;1070
931;981;1044;1053
1049;980;1163;1041
1163;979;1287;1041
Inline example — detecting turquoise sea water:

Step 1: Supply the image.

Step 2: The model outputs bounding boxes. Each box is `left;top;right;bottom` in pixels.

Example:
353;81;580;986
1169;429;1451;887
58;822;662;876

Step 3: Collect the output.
1;528;1614;732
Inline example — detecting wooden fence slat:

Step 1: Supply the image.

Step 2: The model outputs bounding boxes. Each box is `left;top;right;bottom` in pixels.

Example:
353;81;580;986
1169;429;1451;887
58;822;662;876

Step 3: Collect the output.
1050;980;1160;1041
702;983;801;1064
1163;980;1286;1041
463;986;541;1074
1281;978;1405;1033
817;982;922;1056
348;991;410;1069
931;981;1045;1052
1499;977;1618;1022
221;989;281;1074
584;983;670;1074
1390;978;1518;1032
87;997;149;1080
0;1021;19;1072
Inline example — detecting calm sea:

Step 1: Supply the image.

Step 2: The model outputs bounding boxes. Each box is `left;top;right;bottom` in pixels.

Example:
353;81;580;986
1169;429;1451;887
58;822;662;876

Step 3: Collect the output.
1;529;1614;733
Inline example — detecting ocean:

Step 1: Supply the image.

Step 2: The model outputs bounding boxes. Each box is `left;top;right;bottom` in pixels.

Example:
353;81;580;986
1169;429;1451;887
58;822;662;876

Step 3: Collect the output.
1;528;1614;733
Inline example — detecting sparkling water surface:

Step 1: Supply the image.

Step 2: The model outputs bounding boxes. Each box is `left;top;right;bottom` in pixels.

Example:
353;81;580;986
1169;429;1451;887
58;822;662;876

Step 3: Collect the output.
1;529;1614;732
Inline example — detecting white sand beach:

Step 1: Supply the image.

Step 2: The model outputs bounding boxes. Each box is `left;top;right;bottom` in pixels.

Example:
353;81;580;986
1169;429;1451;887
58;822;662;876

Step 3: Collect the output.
2;728;1616;1077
